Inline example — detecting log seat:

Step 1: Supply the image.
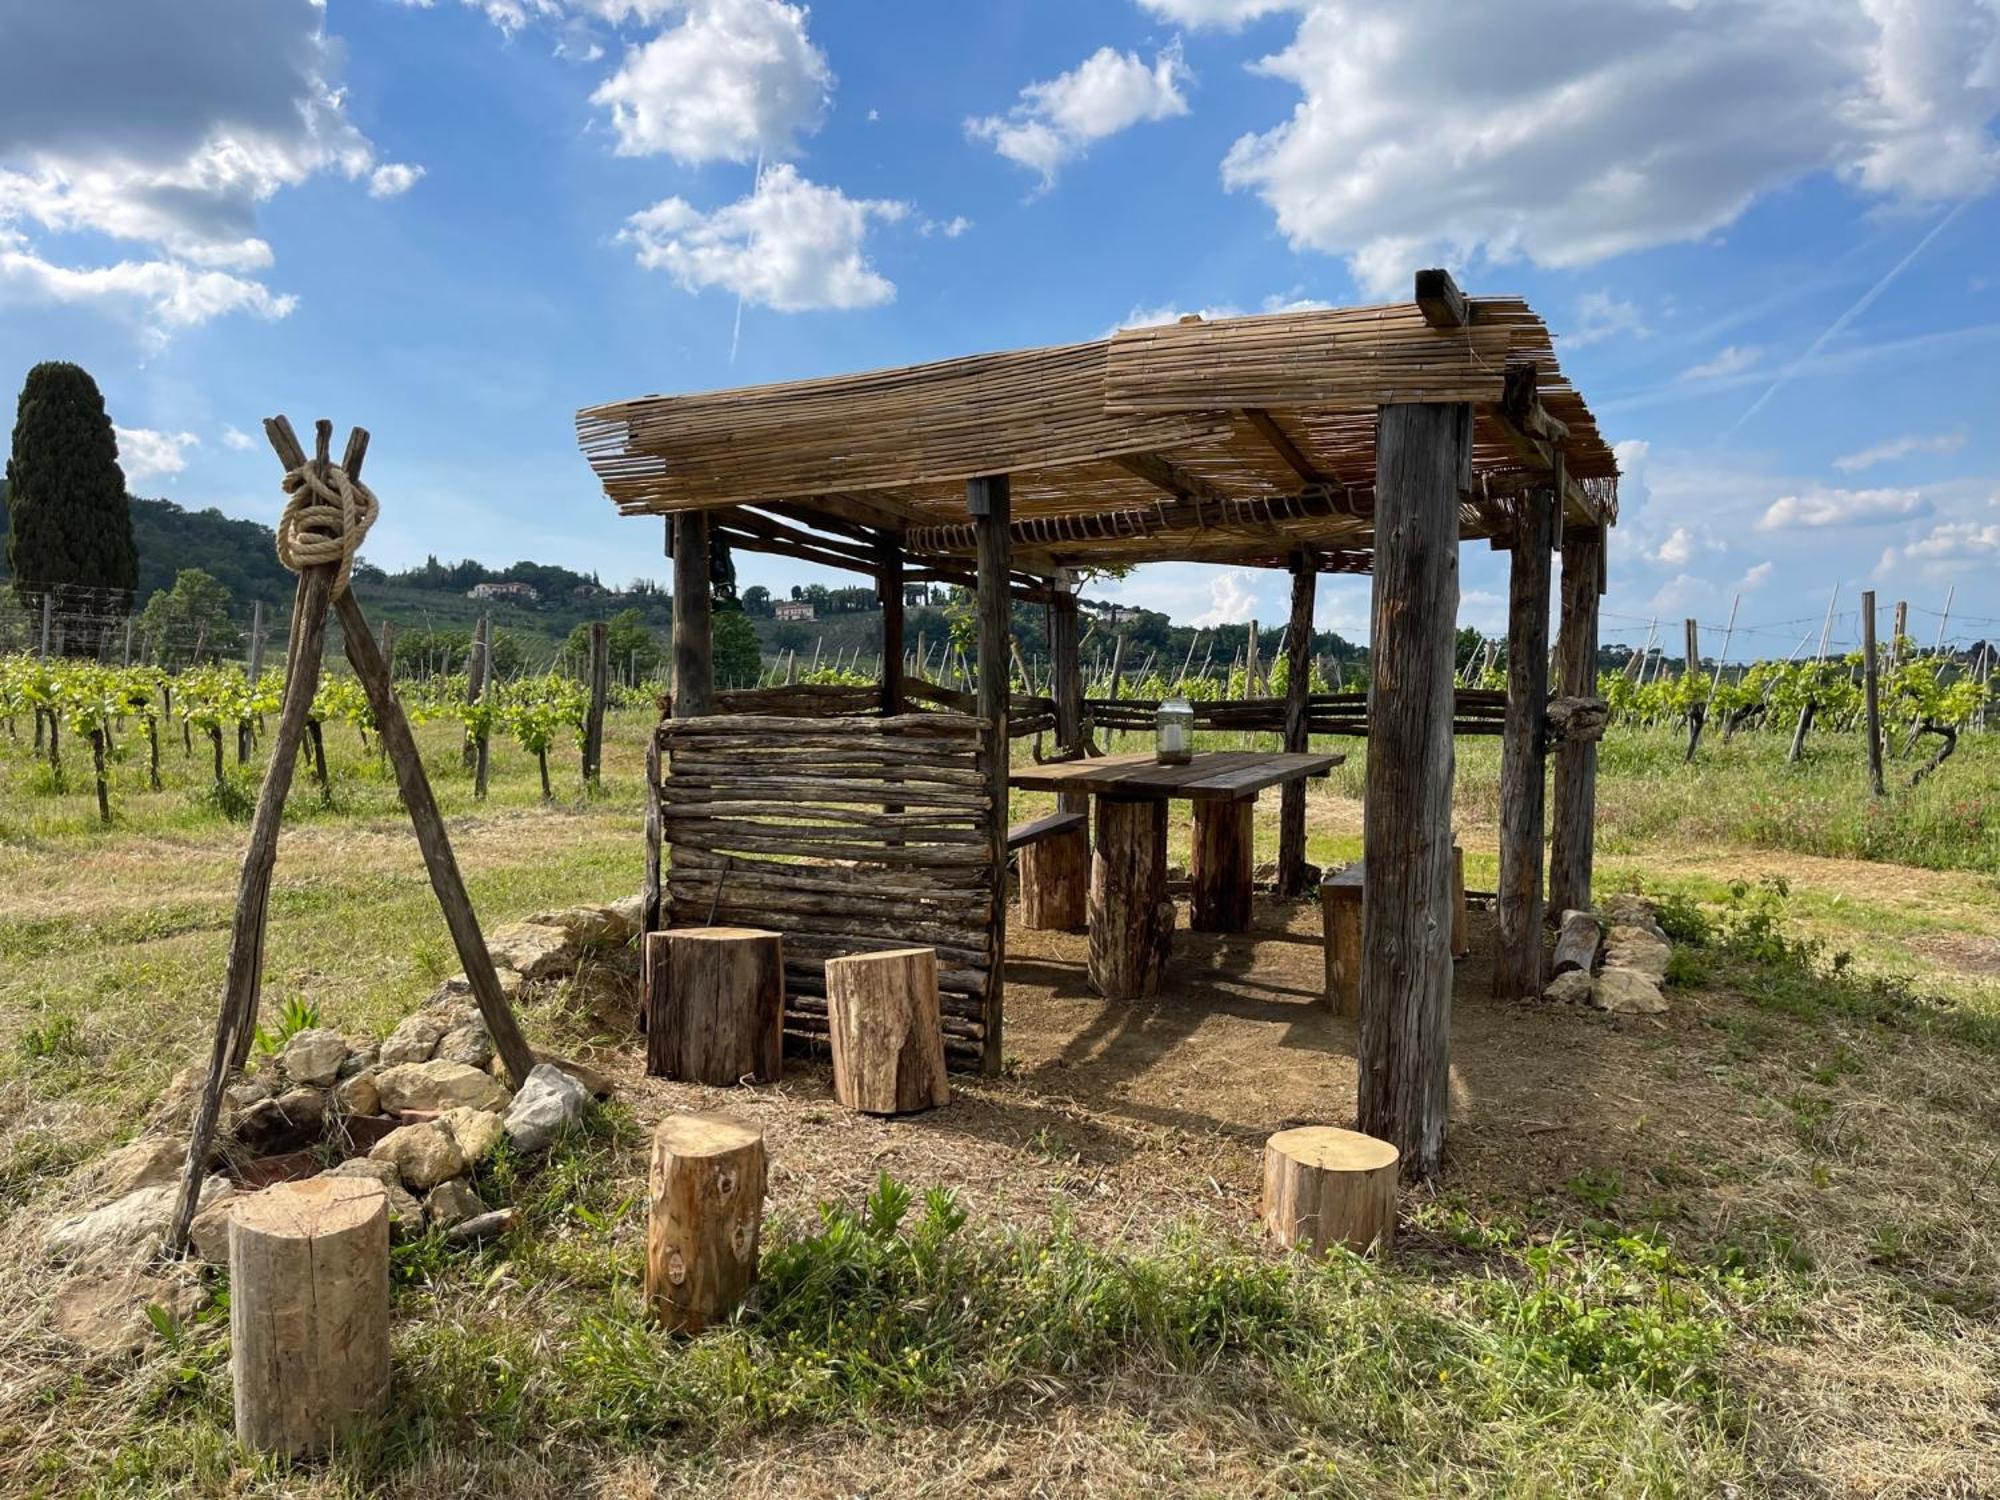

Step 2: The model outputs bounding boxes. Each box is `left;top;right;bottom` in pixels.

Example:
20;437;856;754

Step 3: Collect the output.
1006;810;1086;851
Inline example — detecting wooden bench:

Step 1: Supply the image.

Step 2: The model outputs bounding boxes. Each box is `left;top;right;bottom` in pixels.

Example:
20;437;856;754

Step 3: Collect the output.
1006;810;1085;851
1320;846;1468;1017
1009;810;1087;932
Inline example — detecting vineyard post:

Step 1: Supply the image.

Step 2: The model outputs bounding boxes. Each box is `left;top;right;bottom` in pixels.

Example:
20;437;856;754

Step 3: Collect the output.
38;594;51;659
122;617;132;667
584;619;608;783
1695;594;1739;757
1789;585;1840;763
1681;618;1702;760
1891;600;1907;671
463;613;489;771
1861;590;1885;797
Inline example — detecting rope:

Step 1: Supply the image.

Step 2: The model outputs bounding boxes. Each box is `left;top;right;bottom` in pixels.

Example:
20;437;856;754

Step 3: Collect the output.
275;461;378;597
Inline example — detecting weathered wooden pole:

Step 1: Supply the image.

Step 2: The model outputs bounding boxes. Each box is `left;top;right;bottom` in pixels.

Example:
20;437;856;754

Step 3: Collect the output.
969;475;1012;1072
671;511;714;717
1022;584;1089;932
1493;488;1553;1000
583;620;609;783
877;533;904;715
463;613;489;771
1862;590;1885;796
1548;528;1603;918
1358;399;1467;1180
1681;617;1704;761
1277;552;1316;898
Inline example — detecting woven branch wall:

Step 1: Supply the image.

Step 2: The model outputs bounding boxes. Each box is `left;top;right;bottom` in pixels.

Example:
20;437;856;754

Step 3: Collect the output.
657;712;998;1071
1083;688;1509;738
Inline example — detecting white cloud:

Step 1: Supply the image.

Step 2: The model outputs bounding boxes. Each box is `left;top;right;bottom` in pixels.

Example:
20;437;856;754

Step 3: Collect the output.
1739;561;1774;589
1876;519;2000;576
590;0;831;163
115;427;200;483
0;0;410;336
620;163;906;311
1654;526;1698;566
1193;569;1260;626
221;425;255;451
368;162;426;198
1563;290;1646;348
1758;486;1931;529
969;44;1191;186
1111;290;1331;335
919;214;973;239
1137;0;1296;23
1215;0;2000;297
1833;429;1968;471
1681;345;1761;381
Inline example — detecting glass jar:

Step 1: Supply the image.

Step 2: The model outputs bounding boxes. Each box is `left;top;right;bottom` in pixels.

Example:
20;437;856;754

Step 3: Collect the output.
1155;697;1194;765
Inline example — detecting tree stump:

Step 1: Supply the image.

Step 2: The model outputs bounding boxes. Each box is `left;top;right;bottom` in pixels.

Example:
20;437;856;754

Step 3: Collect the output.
1262;1126;1399;1255
645;927;784;1085
1320;864;1364;1017
1551;909;1602;977
229;1176;391;1457
1191;798;1254;932
1019;823;1088;931
825;947;950;1115
1089;796;1174;999
1450;844;1468;959
645;1113;767;1334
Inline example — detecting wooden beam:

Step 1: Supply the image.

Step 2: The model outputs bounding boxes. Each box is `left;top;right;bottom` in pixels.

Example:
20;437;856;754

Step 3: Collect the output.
1111;449;1231;509
1492;488;1553;1000
970;474;1012;1075
671;511;713;717
1277;551;1315;898
1359;399;1468;1181
1548;526;1602;914
1414;268;1470;329
878;533;903;715
1245;408;1326;486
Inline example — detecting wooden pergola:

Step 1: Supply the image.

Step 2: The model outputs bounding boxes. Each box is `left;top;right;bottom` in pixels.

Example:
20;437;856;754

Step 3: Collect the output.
578;270;1618;1177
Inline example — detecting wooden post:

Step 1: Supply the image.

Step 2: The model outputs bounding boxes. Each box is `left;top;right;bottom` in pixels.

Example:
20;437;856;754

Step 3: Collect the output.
1262;1126;1399;1255
584;620;609;782
878;534;904;715
1548;528;1603;918
1191;799;1254;932
463;613;488;771
642;719;663;939
1023;586;1089;932
1089;796;1173;998
1278;553;1315;898
825;947;950;1114
645;1114;766;1335
672;511;714;717
1681;617;1704;762
1358;398;1467;1180
239;598;264;762
1493;489;1552;999
1863;590;1885;796
229;1176;390;1456
969;475;1011;1073
1320;864;1363;1017
644;928;784;1085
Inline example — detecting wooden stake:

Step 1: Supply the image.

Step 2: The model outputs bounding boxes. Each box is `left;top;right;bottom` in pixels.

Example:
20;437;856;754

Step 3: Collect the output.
1862;590;1885;796
645;1114;766;1334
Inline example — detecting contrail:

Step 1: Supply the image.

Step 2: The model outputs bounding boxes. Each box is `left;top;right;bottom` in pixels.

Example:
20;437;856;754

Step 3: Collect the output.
1724;200;1967;438
729;148;765;366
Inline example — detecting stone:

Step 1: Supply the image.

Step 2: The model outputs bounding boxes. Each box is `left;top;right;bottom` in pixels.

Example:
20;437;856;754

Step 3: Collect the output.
1593;967;1668;1015
447;1207;517;1244
607;892;645;940
440;1106;504;1165
485;922;576;981
547;1055;615;1100
333;1070;380;1117
376;1059;510;1115
1602;894;1668;942
189;1194;236;1265
277;1027;350;1087
46;1177;233;1262
379;1012;451;1067
232;1090;325;1153
53;1269;203;1360
436;1020;495;1070
424;1177;487;1229
91;1136;186;1199
1543;970;1597;1005
1605;925;1672;979
370;1121;467;1191
326;1158;424;1240
523;904;629;951
224;1080;271;1111
338;1039;379;1078
437;968;525;1004
502;1063;589;1154
274;1087;327;1134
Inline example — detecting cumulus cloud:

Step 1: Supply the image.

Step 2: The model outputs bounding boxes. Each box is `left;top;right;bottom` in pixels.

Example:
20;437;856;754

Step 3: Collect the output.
1137;0;1296;23
115;427;199;483
368;163;426;198
969;44;1191;186
1193;569;1261;626
1112;290;1331;335
1563;290;1646;348
1681;345;1761;381
0;0;413;336
590;0;832;163
1876;519;2000;576
620;163;906;311
220;425;255;451
1739;561;1775;589
1654;526;1698;566
1211;0;2000;296
1758;486;1931;529
1833;429;1967;471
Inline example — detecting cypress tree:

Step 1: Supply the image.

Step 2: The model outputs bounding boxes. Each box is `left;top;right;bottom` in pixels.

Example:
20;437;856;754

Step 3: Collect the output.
6;362;138;604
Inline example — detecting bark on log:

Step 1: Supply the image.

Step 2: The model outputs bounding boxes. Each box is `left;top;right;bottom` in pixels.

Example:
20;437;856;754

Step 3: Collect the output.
1191;798;1254;933
1450;843;1469;961
672;512;714;717
1262;1125;1399;1255
1494;489;1552;1000
971;475;1012;1073
1551;909;1601;978
1277;553;1315;898
229;1176;391;1457
1549;530;1603;917
825;947;950;1115
1320;867;1363;1018
645;928;785;1085
1089;796;1173;999
1357;399;1467;1180
1019;824;1088;930
645;1114;766;1334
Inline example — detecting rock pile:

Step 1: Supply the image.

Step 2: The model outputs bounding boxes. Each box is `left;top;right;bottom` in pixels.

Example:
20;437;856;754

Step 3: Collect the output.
1542;893;1673;1014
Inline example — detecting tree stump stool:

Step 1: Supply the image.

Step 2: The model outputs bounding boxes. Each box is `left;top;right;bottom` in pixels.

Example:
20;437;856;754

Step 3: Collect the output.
1089;796;1174;999
825;947;950;1115
645;927;784;1085
1019;816;1089;931
229;1175;391;1457
645;1113;767;1334
1319;863;1364;1017
1191;798;1254;932
1262;1126;1399;1255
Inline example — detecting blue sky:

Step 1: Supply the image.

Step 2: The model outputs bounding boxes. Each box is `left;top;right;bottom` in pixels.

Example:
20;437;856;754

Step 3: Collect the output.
2;0;1997;655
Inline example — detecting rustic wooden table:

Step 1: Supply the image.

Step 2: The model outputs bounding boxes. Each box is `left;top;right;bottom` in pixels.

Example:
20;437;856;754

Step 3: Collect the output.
1011;750;1343;998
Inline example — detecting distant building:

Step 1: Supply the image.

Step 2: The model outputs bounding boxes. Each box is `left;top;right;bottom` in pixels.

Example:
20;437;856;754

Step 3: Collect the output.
468;581;539;602
774;599;815;622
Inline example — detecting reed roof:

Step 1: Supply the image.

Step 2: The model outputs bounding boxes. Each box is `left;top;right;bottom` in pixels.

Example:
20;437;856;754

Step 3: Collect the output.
576;278;1617;575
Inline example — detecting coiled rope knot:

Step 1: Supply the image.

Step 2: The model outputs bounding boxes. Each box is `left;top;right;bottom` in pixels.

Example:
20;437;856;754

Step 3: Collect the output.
275;461;379;597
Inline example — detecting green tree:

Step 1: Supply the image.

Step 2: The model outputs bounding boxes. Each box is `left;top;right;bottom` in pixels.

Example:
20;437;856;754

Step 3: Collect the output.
6;363;138;604
713;607;761;689
566;608;661;680
742;584;773;616
136;568;239;666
